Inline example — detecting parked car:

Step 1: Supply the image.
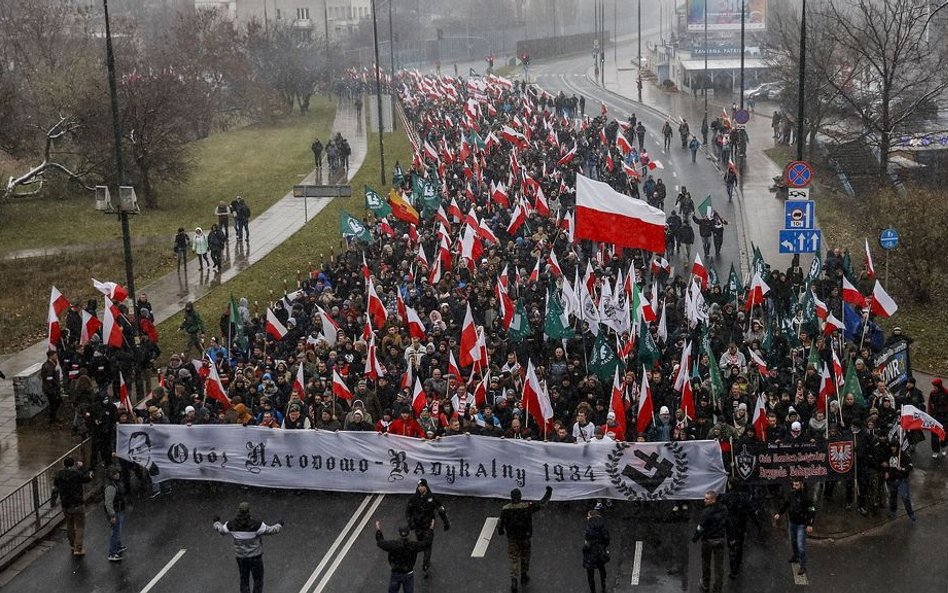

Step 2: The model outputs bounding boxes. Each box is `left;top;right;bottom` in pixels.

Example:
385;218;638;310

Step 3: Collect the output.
743;82;782;101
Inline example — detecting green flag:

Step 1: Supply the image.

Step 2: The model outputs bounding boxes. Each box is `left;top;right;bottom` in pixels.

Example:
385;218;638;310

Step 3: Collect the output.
806;251;822;287
544;288;575;339
752;243;766;277
724;264;742;303
781;315;801;349
589;330;621;381
842;360;866;407
702;330;725;406
800;290;818;337
842;250;853;280
508;300;532;342
807;341;821;370
364;185;392;217
392;161;405;186
340;210;372;243
708;263;720;287
636;319;660;370
696;194;713;218
228;294;247;351
470;130;486;149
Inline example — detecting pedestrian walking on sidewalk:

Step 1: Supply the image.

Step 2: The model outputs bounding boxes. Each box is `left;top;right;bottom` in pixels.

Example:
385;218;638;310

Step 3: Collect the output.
51;457;94;556
405;478;450;576
232;196;250;243
498;486;553;592
376;520;432;593
311;139;323;168
214;502;283;593
689;136;701;163
193;227;210;270
774;478;815;576
174;227;191;271
582;504;610;593
208;224;226;270
215;200;231;240
104;465;127;562
693;490;728;593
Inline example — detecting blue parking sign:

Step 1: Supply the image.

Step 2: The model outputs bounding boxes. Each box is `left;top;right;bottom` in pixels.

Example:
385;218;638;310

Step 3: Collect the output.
784;201;814;230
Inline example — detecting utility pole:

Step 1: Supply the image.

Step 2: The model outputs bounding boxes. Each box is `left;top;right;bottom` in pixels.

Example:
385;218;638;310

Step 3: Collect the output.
324;0;332;77
388;0;396;131
703;0;708;120
371;0;386;185
637;0;642;102
739;0;745;109
796;0;807;161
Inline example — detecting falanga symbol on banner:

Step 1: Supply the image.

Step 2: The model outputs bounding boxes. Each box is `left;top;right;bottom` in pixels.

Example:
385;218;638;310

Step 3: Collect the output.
605;441;688;501
734;445;757;481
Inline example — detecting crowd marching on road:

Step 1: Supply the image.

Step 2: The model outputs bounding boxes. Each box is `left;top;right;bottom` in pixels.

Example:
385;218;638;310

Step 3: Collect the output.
25;69;947;593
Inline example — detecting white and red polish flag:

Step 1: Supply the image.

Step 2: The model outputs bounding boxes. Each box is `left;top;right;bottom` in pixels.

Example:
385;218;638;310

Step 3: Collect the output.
574;174;666;253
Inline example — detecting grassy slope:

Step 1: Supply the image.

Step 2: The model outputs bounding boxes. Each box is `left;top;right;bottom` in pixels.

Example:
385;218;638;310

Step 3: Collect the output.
0;99;335;354
0;97;335;253
766;145;948;374
154;124;412;358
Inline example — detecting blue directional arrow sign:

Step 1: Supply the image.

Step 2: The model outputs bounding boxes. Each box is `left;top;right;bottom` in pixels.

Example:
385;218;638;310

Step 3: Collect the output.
784;200;815;229
779;229;822;254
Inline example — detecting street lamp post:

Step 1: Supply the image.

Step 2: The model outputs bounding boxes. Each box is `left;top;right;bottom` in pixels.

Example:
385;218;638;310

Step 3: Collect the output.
370;0;386;185
102;0;143;399
387;0;396;131
796;0;807;161
703;0;708;120
739;0;745;109
637;0;642;102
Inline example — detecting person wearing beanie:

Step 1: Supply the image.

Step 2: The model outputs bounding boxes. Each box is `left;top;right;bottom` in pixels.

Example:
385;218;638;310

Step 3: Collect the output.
498;485;553;592
404;479;450;575
375;519;432;592
213;501;283;593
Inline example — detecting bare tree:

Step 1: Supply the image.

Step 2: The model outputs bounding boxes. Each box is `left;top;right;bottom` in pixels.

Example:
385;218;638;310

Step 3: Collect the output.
765;0;843;148
4;116;95;198
819;0;948;177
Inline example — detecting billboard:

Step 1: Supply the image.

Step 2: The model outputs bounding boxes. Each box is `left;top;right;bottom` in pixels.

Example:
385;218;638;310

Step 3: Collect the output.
687;0;767;31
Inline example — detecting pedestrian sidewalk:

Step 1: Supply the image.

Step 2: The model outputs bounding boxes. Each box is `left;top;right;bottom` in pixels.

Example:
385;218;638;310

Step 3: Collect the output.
0;97;367;499
594;48;787;270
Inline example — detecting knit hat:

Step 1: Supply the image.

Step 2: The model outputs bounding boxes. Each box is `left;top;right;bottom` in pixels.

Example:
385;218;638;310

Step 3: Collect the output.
659;406;670;415
791;421;802;432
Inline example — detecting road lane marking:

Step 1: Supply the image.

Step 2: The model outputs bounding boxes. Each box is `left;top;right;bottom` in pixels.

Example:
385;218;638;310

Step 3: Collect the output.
312;493;386;593
139;549;186;593
298;494;376;593
471;517;500;557
630;541;643;585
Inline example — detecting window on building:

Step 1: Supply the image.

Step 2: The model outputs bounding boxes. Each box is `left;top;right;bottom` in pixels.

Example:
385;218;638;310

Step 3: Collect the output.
297;7;310;20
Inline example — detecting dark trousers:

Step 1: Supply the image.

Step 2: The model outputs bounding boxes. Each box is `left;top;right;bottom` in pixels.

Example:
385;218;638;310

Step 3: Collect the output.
413;527;434;567
236;555;264;593
932;431;947;453
387;571;414;593
727;528;746;576
586;564;606;593
210;249;222;269
701;538;725;593
47;392;62;424
507;537;532;578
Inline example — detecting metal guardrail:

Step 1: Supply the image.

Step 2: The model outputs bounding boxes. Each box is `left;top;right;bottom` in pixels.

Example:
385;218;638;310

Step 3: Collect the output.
0;439;91;567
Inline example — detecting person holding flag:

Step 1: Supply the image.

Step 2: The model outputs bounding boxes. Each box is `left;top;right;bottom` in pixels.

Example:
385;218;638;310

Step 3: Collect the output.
882;441;916;522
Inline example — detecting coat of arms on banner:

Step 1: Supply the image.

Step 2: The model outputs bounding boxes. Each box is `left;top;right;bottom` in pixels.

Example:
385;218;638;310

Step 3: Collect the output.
605;442;688;501
734;445;757;480
828;440;854;474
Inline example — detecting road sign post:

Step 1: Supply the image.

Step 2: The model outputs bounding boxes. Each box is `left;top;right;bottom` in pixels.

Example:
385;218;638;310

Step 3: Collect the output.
784;160;813;188
879;228;899;288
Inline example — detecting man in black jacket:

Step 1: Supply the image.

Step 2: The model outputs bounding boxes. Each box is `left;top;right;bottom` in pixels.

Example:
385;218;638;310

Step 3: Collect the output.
692;490;728;593
51;457;94;556
498;485;553;592
376;520;432;593
404;478;450;575
774;478;815;576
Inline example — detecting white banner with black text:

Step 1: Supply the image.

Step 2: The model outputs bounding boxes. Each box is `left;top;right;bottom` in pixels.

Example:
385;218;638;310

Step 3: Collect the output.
116;425;728;501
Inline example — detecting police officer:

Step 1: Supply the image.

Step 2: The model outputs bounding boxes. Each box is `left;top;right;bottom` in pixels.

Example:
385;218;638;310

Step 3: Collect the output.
404;478;450;575
498;486;553;592
692;490;728;593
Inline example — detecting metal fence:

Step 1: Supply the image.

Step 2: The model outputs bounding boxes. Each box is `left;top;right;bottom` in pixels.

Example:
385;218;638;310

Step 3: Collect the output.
0;439;90;567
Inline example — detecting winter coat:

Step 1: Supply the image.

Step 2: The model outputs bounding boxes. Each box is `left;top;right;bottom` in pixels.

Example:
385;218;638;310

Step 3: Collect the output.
582;514;610;569
193;231;209;255
214;514;281;558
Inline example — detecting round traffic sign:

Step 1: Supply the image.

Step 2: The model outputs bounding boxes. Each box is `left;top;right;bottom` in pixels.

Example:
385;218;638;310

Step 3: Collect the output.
734;109;750;125
785;161;813;188
790;207;805;223
879;228;899;250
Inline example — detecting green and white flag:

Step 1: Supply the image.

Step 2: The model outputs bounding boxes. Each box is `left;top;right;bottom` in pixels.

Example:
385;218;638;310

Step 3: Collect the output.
752;243;766;277
806;250;822;287
340;210;372;243
636;319;660;370
588;330;621;381
364;185;392;217
702;329;725;407
842;360;866;407
508;300;532;342
696;194;713;218
392;162;405;186
723;263;742;304
544;287;575;339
